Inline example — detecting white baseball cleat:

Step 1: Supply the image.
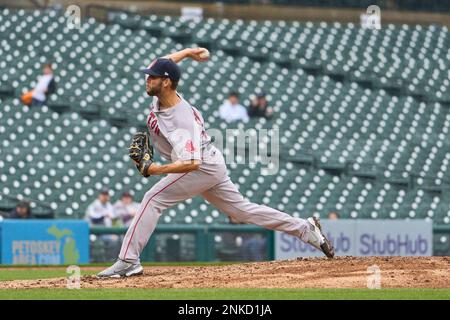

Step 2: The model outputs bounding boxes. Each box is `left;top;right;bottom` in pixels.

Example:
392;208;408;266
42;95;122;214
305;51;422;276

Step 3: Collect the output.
306;217;335;258
97;259;144;278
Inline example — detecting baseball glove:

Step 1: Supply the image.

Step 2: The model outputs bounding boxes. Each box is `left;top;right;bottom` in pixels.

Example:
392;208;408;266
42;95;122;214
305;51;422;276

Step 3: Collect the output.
128;131;154;177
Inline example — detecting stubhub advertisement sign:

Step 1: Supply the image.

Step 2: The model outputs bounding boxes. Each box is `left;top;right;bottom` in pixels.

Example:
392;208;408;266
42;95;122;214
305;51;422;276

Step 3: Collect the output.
275;220;432;259
0;220;89;265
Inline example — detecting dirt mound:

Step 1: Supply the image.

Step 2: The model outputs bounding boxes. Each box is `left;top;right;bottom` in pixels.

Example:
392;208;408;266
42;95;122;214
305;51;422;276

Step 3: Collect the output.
1;256;449;289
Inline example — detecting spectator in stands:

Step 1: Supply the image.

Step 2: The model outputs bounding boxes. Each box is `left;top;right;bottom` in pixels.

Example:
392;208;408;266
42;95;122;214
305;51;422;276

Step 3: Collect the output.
22;62;56;107
242;234;267;261
9;201;32;219
224;216;265;261
227;217;266;260
247;92;273;119
218;92;249;123
85;188;115;227
328;211;340;220
113;191;140;227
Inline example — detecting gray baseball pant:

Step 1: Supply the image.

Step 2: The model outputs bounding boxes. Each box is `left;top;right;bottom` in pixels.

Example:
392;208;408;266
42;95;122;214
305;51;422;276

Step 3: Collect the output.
119;162;310;262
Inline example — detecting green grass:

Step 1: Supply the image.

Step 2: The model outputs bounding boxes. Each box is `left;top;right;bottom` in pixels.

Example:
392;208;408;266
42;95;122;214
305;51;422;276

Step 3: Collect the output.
0;261;239;268
0;269;98;281
0;288;447;300
0;267;448;300
0;263;235;281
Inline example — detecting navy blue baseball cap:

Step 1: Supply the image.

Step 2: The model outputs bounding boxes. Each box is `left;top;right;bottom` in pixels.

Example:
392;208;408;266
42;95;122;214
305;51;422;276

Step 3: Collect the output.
141;58;181;82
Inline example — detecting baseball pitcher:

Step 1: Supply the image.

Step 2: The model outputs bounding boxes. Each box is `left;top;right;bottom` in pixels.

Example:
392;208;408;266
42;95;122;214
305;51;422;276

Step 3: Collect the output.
98;48;334;278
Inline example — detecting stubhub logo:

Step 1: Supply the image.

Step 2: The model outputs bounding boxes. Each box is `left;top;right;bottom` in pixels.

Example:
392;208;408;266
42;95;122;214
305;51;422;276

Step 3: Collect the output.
275;220;432;258
280;232;352;254
359;234;428;255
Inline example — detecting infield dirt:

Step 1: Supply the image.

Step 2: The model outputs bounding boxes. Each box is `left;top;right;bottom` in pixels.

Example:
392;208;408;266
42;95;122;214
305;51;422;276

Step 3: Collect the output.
0;256;449;289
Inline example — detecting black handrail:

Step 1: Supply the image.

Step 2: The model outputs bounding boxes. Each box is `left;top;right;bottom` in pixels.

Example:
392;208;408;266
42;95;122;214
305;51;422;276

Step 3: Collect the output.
0;192;53;210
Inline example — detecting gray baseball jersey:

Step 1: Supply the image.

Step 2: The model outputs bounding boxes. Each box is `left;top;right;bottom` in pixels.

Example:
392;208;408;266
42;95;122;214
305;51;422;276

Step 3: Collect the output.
145;94;218;164
119;94;311;262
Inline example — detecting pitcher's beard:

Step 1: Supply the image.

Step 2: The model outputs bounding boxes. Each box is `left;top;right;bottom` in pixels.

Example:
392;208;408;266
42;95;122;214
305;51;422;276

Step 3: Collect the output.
146;84;161;96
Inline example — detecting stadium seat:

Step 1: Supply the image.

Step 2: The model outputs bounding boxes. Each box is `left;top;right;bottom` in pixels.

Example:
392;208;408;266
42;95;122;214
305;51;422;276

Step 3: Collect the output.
0;8;449;227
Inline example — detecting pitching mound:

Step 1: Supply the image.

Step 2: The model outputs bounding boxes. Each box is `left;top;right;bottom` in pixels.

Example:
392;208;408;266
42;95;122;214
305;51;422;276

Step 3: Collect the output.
1;256;449;289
